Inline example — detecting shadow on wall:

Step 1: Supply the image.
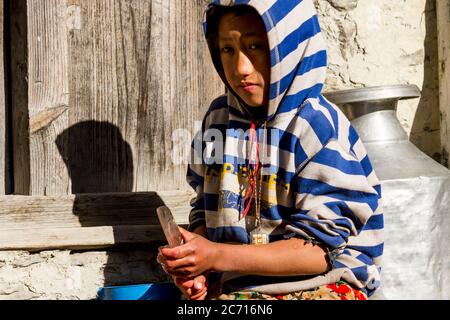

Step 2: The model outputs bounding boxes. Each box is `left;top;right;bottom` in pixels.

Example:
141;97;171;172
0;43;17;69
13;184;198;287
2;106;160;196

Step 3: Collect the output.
55;121;133;194
55;121;168;289
410;0;443;165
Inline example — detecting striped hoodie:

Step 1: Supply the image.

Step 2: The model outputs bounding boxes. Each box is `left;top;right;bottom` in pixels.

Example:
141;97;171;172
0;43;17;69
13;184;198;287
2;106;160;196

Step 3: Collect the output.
187;0;383;297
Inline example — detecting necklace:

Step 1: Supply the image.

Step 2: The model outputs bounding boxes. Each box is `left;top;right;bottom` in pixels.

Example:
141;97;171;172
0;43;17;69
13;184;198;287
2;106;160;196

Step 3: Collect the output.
238;119;269;245
251;120;269;245
239;120;259;221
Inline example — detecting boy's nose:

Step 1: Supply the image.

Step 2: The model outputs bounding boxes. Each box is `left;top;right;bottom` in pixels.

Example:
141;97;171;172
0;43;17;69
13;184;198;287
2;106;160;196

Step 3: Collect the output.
235;51;254;77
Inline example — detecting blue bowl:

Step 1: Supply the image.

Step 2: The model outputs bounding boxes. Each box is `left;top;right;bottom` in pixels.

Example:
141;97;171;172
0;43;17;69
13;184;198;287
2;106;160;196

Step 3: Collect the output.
97;283;182;300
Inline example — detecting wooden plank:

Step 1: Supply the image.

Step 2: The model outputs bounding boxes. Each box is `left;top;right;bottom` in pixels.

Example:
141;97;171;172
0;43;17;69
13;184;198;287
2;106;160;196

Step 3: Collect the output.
9;0;31;194
437;0;450;168
0;191;194;250
20;0;223;195
0;226;168;251
27;0;72;195
0;0;5;194
0;191;193;229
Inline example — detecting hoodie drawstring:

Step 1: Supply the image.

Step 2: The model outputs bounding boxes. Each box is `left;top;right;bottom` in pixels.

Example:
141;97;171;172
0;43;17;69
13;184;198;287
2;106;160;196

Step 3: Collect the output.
240;119;268;221
240;119;259;220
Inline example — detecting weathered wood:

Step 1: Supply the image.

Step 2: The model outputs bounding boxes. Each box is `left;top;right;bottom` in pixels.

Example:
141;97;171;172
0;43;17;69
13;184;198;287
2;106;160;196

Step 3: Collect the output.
0;191;193;250
14;0;223;195
30;105;70;134
9;0;31;195
0;0;5;194
437;0;450;168
28;0;73;195
0;226;166;251
0;191;193;228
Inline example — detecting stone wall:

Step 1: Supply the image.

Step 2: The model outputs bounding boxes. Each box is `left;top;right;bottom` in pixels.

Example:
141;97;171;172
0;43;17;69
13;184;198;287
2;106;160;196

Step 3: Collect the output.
0;245;168;300
0;0;441;300
316;0;441;162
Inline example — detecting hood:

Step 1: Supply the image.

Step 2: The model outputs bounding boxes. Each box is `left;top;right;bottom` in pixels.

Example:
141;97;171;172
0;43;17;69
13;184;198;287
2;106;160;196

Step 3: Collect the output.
204;0;327;122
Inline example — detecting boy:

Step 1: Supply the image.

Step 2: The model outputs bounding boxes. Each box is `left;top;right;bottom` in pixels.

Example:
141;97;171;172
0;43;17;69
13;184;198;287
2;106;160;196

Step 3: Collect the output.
159;0;383;300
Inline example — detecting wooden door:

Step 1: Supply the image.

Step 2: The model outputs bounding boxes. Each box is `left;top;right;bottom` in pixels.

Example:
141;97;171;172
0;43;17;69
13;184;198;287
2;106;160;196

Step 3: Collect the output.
9;0;223;195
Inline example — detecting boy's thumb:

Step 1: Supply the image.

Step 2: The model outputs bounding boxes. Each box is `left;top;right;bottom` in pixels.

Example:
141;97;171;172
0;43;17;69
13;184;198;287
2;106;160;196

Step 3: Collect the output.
194;278;203;290
194;275;207;290
179;227;195;242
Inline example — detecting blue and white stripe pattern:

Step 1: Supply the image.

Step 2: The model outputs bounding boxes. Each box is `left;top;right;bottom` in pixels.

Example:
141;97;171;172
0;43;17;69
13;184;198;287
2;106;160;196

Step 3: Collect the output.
188;0;383;296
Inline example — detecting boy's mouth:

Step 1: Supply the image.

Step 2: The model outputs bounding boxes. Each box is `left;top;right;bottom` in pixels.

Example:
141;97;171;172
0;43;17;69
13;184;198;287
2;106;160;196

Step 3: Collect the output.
239;82;260;93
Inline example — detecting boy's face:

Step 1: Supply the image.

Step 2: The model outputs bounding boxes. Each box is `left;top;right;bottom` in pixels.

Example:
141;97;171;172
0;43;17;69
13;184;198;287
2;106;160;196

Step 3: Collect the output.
218;11;270;108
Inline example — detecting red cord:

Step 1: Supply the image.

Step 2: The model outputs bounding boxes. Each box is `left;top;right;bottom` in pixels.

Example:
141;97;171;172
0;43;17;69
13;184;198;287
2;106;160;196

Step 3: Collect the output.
240;120;259;220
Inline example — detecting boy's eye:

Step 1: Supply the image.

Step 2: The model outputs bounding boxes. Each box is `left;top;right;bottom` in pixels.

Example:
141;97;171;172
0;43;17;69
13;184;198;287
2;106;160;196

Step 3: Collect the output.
249;43;261;50
221;47;233;53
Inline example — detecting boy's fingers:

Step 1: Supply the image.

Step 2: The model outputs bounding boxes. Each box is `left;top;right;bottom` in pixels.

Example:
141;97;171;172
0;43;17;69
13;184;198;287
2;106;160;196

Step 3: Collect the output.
164;266;194;278
194;281;203;290
194;291;208;301
175;277;194;289
183;288;192;297
163;259;206;278
156;252;166;264
160;244;195;260
193;275;207;290
190;287;207;300
158;245;169;255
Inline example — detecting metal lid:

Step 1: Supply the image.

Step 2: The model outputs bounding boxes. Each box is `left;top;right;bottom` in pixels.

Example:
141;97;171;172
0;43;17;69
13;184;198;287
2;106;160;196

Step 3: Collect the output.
323;84;421;104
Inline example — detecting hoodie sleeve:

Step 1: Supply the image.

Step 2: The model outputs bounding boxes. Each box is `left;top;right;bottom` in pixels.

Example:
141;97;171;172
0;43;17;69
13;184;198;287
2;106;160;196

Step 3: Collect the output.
291;138;383;296
186;95;228;233
186;125;207;233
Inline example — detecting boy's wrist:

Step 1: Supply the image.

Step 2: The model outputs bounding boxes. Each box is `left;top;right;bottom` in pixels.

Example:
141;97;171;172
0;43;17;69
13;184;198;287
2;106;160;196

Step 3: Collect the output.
211;242;234;273
211;242;223;272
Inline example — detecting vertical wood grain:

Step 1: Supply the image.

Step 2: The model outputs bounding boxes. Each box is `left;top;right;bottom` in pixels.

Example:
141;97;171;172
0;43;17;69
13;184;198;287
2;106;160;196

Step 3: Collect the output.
28;0;71;195
437;0;450;168
9;0;31;195
12;0;223;195
0;0;5;194
66;0;223;193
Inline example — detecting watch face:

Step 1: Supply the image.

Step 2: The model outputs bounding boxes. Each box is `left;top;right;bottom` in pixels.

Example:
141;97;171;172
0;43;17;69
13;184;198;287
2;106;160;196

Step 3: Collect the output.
157;206;183;248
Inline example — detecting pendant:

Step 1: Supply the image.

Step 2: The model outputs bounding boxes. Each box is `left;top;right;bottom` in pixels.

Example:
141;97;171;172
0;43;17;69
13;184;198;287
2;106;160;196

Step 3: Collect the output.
250;228;269;245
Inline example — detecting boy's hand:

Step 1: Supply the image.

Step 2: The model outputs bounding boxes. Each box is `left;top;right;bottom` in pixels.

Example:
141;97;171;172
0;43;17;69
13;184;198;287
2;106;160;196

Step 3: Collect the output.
159;227;218;278
158;246;208;300
173;274;208;300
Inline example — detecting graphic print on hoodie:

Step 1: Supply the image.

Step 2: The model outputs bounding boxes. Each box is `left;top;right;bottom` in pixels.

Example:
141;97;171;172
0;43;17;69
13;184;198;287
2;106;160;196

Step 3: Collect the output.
186;0;384;297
